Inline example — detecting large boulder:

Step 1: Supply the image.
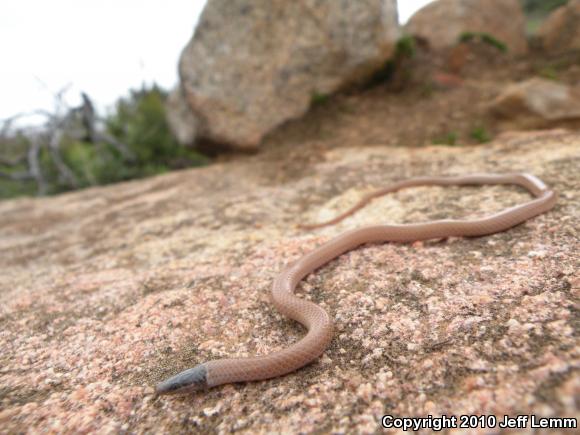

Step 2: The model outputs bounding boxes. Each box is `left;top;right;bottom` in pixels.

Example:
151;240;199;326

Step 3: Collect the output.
489;78;580;130
538;0;580;54
171;0;400;149
405;0;528;55
165;86;198;146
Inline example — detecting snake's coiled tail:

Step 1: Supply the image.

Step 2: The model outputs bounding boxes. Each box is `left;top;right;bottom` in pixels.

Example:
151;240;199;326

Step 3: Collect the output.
156;173;556;394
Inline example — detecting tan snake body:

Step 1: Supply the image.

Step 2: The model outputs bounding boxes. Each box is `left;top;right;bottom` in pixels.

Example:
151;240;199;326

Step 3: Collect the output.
156;173;556;395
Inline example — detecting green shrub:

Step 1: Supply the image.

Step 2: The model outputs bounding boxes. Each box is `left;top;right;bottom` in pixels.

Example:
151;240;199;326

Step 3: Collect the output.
459;32;508;53
538;66;559;81
521;0;568;14
0;84;210;199
432;131;459;146
470;126;492;143
106;85;208;169
365;35;417;87
54;85;209;192
310;91;330;106
0;147;36;196
60;141;137;187
395;34;417;58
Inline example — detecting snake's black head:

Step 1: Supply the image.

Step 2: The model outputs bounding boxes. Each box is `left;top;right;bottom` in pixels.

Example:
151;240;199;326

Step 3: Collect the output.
155;364;208;395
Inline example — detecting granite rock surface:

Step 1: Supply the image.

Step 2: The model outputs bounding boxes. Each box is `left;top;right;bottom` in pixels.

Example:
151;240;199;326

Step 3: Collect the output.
405;0;528;55
0;130;579;433
539;0;580;54
489;78;580;130
166;87;199;146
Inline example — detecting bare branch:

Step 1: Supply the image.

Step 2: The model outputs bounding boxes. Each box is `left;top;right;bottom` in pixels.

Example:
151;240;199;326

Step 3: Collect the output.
47;128;78;188
79;92;135;161
0;156;27;167
0;170;33;181
1;85;140;197
1;110;56;137
27;140;47;196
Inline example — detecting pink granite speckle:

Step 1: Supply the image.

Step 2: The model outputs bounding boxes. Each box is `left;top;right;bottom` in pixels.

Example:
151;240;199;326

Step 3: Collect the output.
0;130;578;433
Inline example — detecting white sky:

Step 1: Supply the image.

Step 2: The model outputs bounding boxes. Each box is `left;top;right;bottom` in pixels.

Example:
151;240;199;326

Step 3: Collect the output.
0;0;434;126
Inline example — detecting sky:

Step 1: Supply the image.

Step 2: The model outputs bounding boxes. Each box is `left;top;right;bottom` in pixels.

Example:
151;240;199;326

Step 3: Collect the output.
0;0;434;127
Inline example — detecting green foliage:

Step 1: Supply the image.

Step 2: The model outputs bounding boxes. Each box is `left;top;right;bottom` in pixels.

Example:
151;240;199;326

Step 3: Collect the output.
55;85;209;192
459;32;508;53
310;91;330;107
106;85;208;170
365;35;417;88
535;55;577;80
59;141;134;188
0;155;36;197
470;126;492;143
538;66;559;81
395;34;417;58
420;82;435;98
0;84;210;199
0;178;35;198
521;0;567;14
522;0;567;33
432;131;459;146
0;135;35;198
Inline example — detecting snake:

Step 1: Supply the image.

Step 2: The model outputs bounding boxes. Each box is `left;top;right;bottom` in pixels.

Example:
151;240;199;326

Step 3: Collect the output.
155;173;556;395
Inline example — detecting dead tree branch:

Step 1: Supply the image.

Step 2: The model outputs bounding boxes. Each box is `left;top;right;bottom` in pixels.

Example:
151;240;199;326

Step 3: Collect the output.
0;156;27;167
1;86;135;196
27;140;47;195
0;170;33;181
47;127;78;188
79;93;135;161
